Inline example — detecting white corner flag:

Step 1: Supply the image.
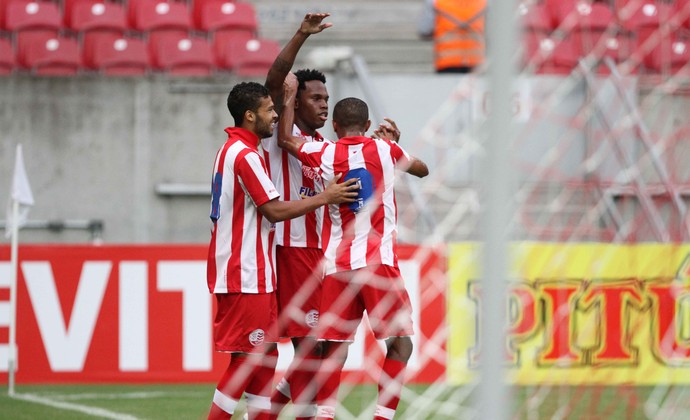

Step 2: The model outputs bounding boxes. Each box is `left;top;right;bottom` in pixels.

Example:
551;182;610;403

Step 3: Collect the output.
5;144;34;239
6;143;34;397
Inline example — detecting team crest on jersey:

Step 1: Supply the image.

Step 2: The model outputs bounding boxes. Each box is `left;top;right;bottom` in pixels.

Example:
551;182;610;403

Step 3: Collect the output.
249;329;265;347
305;309;319;328
299;186;316;198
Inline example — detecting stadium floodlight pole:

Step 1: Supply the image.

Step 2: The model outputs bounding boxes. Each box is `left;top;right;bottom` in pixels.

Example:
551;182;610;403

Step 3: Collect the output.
479;0;517;419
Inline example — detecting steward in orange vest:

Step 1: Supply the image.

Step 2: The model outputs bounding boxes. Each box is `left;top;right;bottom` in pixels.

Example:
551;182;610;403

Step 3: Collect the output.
419;0;487;73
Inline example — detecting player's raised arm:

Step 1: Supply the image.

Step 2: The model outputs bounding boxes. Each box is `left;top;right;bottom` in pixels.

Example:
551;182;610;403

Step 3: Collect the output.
265;12;332;114
258;174;358;223
276;73;307;157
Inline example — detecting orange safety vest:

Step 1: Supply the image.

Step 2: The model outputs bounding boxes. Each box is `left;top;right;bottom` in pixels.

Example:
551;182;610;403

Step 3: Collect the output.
433;0;486;70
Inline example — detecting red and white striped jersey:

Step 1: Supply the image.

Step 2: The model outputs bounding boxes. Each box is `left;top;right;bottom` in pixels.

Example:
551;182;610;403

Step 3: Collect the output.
297;136;412;275
207;127;280;294
260;125;331;248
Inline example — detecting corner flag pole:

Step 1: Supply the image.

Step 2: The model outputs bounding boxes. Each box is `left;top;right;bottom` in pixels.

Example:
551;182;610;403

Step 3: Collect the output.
6;143;34;397
8;197;19;396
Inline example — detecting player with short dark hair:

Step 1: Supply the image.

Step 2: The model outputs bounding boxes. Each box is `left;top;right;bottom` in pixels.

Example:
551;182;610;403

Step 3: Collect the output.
206;81;358;420
278;78;429;420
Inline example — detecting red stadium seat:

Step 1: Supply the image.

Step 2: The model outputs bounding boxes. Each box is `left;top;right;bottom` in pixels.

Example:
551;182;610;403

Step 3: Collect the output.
6;0;61;62
618;1;673;46
196;0;255;33
0;0;19;30
131;0;191;54
617;1;674;71
70;1;128;59
519;2;552;69
18;35;82;75
70;1;127;33
62;0;98;27
525;35;580;75
5;0;61;31
85;35;150;75
519;2;552;33
570;2;615;58
595;34;637;74
150;35;214;76
645;37;690;75
677;0;690;28
0;37;15;74
131;0;190;32
544;0;576;29
199;0;256;59
216;36;279;76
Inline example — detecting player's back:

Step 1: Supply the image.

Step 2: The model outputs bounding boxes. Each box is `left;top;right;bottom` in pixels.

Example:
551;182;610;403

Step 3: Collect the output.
325;136;403;272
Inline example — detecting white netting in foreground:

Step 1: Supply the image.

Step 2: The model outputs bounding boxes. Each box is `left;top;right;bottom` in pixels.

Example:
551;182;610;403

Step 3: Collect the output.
250;1;690;419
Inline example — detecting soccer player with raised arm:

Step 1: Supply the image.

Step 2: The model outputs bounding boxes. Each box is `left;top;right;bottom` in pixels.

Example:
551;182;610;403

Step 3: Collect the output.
206;81;358;420
260;13;345;420
277;74;429;420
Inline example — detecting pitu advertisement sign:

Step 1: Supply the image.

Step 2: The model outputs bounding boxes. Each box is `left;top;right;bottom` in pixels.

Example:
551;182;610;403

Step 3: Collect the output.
448;243;690;385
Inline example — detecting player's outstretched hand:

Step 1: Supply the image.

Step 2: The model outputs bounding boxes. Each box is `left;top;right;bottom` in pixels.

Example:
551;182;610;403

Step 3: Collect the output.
373;118;401;143
323;173;359;205
299;13;333;35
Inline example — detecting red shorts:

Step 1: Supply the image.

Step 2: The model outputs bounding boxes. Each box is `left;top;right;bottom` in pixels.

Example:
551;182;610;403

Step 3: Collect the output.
214;292;278;353
317;264;414;342
275;245;324;337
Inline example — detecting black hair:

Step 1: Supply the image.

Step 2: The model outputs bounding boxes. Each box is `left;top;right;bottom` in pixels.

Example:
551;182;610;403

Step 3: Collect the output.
332;97;369;130
226;82;270;125
294;69;327;92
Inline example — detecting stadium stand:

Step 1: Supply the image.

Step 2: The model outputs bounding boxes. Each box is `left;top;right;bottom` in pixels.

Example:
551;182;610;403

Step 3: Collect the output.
0;0;687;77
84;35;149;75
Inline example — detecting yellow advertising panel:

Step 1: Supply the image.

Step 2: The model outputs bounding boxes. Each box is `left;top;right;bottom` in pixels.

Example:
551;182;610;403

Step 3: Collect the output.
448;242;690;385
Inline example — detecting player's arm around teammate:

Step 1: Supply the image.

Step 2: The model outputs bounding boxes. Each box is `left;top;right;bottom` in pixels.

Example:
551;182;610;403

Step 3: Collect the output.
278;74;430;179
